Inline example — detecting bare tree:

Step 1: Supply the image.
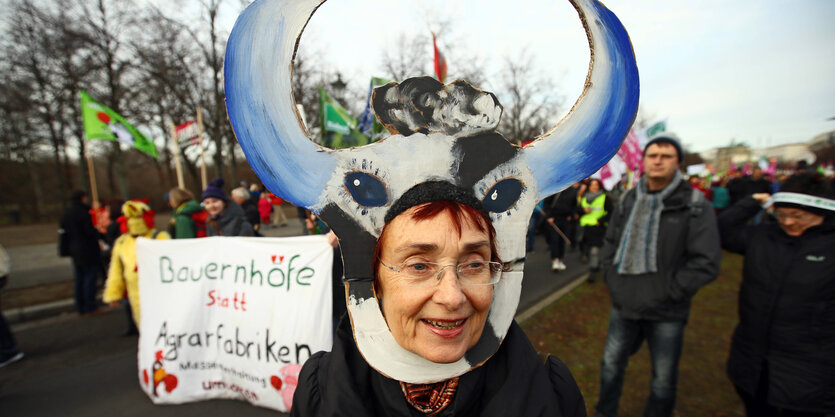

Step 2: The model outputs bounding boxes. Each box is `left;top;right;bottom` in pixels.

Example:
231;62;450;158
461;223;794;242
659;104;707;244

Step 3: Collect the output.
78;0;143;199
381;33;431;81
50;0;99;198
131;6;207;193
0;68;49;220
183;0;236;184
3;0;77;206
495;51;565;145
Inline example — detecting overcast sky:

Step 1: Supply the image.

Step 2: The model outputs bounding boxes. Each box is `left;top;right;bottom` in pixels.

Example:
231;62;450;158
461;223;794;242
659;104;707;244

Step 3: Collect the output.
214;0;835;152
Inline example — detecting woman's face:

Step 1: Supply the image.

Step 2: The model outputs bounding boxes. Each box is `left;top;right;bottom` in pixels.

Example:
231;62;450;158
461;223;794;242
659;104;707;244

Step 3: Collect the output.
203;197;225;217
376;207;494;364
775;207;824;237
588;180;601;193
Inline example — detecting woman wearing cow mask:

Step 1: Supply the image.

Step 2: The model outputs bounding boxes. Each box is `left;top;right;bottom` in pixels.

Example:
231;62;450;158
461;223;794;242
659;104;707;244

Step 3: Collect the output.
291;184;587;415
224;0;638;414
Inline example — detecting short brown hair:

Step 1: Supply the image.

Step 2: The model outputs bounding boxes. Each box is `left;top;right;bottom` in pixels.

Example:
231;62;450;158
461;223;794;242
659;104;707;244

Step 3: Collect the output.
168;187;195;208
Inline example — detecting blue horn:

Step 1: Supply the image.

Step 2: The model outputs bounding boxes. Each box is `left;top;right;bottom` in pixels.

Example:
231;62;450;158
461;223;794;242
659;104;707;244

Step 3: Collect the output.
225;0;334;209
522;0;640;199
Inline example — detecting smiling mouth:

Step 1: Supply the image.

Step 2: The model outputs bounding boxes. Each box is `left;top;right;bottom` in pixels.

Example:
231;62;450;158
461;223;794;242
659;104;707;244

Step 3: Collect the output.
423;319;465;329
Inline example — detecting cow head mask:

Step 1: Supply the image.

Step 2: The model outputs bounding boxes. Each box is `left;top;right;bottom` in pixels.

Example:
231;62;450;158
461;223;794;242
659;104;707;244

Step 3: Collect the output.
225;0;639;383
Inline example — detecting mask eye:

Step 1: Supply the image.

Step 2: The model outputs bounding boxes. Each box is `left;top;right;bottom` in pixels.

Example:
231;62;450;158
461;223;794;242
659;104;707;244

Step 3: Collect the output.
482;178;523;212
344;172;388;207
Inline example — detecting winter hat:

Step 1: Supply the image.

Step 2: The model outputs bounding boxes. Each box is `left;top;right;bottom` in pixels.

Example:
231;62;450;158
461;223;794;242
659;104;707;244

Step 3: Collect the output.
771;173;835;217
644;132;683;163
119;200;155;236
202;178;228;202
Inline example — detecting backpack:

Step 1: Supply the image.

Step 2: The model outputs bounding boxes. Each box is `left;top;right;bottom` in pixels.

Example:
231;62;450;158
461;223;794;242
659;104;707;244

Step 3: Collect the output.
192;210;209;238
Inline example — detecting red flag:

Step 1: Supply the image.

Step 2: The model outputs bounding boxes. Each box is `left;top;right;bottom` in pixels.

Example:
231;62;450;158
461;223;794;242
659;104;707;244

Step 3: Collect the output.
432;33;447;83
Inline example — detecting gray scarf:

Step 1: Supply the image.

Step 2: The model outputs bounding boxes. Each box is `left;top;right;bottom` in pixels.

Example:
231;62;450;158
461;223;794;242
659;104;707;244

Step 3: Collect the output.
584;190;603;204
614;170;682;275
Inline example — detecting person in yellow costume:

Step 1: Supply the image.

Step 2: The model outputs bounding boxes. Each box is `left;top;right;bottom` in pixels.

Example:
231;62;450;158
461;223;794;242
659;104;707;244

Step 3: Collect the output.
103;200;170;329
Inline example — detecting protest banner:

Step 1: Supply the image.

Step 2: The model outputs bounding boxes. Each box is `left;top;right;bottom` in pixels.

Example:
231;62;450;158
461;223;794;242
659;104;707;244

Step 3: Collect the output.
136;235;333;412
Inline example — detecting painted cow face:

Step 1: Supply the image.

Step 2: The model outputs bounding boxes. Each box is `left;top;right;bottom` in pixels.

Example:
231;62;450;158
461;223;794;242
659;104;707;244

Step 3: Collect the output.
224;0;639;383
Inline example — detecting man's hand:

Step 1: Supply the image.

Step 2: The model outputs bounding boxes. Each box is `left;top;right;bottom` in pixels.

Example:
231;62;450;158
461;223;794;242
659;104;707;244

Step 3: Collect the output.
547;217;555;225
752;193;770;205
326;231;339;248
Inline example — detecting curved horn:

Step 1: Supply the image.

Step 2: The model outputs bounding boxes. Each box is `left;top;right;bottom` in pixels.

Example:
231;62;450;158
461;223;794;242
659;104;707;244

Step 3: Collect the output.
225;0;335;208
522;0;639;199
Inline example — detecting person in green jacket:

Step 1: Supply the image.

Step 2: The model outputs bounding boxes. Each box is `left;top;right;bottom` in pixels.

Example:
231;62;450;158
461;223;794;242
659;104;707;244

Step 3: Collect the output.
167;187;203;239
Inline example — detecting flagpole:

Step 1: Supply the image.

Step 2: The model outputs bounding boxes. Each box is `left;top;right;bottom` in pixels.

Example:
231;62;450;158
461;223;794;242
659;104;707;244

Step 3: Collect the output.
85;142;99;204
169;121;185;189
534;206;571;245
196;107;208;190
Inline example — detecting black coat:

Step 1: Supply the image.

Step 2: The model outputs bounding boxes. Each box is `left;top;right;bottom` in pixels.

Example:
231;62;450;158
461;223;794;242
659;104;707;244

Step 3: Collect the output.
59;200;101;266
206;201;254;237
291;318;586;417
241;197;261;227
719;197;835;413
601;181;721;321
546;186;579;219
726;177;748;205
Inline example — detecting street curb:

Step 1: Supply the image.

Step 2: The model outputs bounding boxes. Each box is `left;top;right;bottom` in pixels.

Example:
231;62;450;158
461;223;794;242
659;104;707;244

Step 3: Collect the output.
515;272;589;323
3;298;76;325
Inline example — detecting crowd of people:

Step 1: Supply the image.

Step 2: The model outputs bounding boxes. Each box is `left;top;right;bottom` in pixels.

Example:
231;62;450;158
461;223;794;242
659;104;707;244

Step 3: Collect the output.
6;134;832;415
52;177;298;332
522;133;833;417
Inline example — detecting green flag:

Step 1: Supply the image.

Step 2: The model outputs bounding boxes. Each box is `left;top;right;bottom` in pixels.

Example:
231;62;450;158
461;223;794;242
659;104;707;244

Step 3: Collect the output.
318;86;369;149
645;120;667;138
79;90;157;158
358;76;392;141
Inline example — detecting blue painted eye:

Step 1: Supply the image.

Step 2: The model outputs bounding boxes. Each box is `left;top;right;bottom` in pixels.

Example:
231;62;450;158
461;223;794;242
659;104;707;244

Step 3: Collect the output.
344;172;388;207
482;178;523;212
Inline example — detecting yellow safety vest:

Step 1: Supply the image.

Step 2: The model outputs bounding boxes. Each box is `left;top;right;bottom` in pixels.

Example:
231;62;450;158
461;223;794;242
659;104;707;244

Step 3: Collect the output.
579;194;607;227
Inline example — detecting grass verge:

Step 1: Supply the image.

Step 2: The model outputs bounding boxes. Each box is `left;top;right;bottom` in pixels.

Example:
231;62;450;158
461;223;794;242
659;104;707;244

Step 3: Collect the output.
521;252;745;416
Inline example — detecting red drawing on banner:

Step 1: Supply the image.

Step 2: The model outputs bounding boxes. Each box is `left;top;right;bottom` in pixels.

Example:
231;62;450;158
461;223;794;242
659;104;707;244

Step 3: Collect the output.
270;255;285;264
143;349;179;396
270;364;302;409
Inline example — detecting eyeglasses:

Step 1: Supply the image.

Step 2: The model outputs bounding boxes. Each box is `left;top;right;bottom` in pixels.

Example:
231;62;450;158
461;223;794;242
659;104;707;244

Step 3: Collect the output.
378;258;503;287
773;211;813;222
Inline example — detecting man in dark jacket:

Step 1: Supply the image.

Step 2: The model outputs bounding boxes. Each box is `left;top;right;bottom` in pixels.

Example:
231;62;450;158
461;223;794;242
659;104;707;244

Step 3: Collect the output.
719;173;834;416
59;190;102;315
595;134;721;417
544;182;580;271
231;187;260;226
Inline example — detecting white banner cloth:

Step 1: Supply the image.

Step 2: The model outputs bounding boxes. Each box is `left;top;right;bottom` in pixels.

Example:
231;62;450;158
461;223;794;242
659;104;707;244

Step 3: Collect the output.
137;236;333;412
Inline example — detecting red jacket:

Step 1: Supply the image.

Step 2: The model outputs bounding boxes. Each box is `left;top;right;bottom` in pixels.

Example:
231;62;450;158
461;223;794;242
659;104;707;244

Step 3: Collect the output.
258;198;272;219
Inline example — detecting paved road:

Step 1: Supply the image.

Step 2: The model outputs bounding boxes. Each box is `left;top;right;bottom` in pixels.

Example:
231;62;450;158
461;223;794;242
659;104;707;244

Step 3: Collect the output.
0;234;588;416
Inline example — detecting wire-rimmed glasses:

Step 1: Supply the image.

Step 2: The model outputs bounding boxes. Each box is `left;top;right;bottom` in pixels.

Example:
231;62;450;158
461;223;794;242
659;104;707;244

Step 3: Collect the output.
378;258;503;287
